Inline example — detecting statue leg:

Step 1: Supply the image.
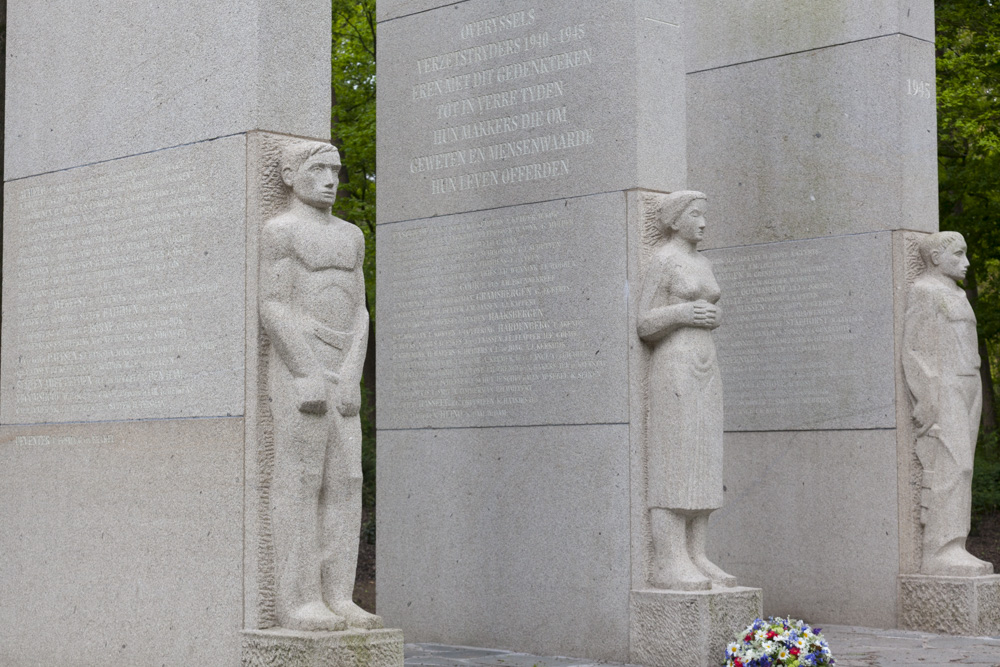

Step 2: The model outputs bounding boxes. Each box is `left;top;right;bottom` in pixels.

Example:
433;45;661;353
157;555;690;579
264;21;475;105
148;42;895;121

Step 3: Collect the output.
271;388;347;631
687;511;736;587
649;508;710;590
320;408;383;629
918;431;992;576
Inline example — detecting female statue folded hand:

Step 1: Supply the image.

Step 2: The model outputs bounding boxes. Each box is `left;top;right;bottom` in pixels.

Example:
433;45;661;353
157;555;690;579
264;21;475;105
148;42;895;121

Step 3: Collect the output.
637;191;735;591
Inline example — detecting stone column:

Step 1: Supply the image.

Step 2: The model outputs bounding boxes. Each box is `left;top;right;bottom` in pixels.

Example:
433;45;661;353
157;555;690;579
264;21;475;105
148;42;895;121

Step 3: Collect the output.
685;0;997;631
376;1;759;663
0;3;401;665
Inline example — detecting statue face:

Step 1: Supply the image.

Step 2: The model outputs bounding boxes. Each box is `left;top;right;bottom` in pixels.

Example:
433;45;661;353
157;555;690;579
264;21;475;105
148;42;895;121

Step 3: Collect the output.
934;241;970;282
286;153;340;209
671;199;707;244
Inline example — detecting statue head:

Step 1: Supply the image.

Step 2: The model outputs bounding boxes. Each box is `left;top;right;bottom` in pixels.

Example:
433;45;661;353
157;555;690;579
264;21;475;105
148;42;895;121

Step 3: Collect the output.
657;190;708;243
919;231;969;282
279;140;341;210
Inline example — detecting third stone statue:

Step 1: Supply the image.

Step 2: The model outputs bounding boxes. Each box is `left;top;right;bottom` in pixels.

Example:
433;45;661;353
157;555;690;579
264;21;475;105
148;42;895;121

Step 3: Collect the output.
637;191;735;591
259;140;383;631
902;231;993;577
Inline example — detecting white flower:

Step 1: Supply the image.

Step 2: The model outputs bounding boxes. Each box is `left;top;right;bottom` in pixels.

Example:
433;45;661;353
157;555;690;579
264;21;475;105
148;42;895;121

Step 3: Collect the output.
761;640;775;653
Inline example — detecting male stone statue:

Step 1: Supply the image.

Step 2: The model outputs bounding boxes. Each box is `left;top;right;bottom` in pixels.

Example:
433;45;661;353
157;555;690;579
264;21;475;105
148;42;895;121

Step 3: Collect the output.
259;140;382;631
902;231;993;577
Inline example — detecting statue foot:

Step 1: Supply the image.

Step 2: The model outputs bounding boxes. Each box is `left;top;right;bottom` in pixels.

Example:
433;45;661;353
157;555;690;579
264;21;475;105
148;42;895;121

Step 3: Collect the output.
328;600;384;629
650;559;711;591
692;554;737;588
279;601;348;632
923;546;994;577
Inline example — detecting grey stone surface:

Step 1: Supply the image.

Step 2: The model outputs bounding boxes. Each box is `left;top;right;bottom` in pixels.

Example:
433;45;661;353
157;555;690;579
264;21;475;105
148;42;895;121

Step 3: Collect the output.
377;424;630;661
0;418;244;667
376;193;628;430
1;136;247;424
376;0;686;223
704;232;896;432
6;1;330;180
686;0;935;73
257;140;380;632
688;35;937;250
706;430;900;629
629;588;762;667
242;628;404;667
900;575;1000;637
635;192;732;591
902;233;993;577
403;628;1000;667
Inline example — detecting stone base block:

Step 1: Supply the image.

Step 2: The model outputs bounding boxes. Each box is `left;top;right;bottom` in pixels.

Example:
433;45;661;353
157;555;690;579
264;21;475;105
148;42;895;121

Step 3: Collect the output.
629;587;763;667
899;574;1000;636
242;628;404;667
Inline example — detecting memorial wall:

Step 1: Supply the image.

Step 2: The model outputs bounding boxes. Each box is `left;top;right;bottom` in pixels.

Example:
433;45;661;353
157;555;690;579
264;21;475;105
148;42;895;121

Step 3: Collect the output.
378;0;942;655
0;3;331;665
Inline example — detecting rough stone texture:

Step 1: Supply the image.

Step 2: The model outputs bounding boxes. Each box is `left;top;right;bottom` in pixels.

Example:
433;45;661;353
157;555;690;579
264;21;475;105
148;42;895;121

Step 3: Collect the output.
6;0;330;180
377;0;686;223
704;232;896;432
242;628;404;667
899;575;1000;636
901;233;991;577
628;588;762;667
1;136;247;424
686;0;934;73
688;35;938;250
706;430;900;629
0;418;244;667
377;194;628;430
377;424;630;661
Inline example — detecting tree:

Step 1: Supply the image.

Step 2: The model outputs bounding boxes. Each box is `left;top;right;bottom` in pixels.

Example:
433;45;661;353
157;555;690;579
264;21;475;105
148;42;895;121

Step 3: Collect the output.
331;0;378;510
936;0;1000;439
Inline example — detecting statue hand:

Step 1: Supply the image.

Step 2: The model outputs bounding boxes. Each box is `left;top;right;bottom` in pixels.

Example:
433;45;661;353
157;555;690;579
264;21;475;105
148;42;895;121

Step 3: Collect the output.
691;300;720;329
337;380;362;417
295;375;328;415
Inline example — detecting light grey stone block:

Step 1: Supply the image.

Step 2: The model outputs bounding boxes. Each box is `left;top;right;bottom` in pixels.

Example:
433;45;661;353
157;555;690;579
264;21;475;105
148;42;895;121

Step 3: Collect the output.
899;574;1000;636
686;0;935;73
629;588;762;667
242;628;404;667
1;136;247;424
0;418;244;667
704;232;896;432
376;0;686;223
377;424;630;661
376;194;629;430
707;430;899;629
6;0;330;179
689;35;937;249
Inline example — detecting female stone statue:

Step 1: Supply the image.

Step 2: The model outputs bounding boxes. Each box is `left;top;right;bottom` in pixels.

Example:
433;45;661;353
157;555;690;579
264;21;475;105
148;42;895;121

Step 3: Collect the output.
637;191;735;591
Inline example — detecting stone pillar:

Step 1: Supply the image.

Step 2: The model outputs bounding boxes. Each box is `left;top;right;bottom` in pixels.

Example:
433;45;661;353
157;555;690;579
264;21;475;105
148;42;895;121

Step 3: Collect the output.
376;1;759;662
684;0;974;630
0;3;400;665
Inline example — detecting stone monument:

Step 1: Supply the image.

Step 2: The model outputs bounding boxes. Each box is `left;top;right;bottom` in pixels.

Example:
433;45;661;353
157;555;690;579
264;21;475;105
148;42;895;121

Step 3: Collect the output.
0;4;401;665
375;1;759;664
897;231;1000;635
631;191;760;666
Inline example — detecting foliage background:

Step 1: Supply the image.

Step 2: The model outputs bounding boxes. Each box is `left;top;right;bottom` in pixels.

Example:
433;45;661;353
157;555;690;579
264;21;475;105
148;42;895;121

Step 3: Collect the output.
935;0;1000;524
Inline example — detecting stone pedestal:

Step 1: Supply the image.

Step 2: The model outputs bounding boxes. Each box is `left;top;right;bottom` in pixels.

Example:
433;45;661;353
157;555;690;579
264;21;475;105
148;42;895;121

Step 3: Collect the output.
899;574;1000;636
629;588;762;667
242;629;404;667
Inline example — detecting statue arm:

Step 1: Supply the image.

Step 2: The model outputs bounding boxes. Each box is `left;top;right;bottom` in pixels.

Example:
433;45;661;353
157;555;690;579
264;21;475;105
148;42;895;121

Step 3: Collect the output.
636;256;693;342
259;222;322;380
902;287;940;433
335;233;369;417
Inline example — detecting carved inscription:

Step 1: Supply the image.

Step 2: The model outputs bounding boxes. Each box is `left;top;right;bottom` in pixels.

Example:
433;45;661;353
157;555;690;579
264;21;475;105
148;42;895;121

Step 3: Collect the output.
379;200;625;428
408;7;596;196
2;143;244;423
706;234;895;431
